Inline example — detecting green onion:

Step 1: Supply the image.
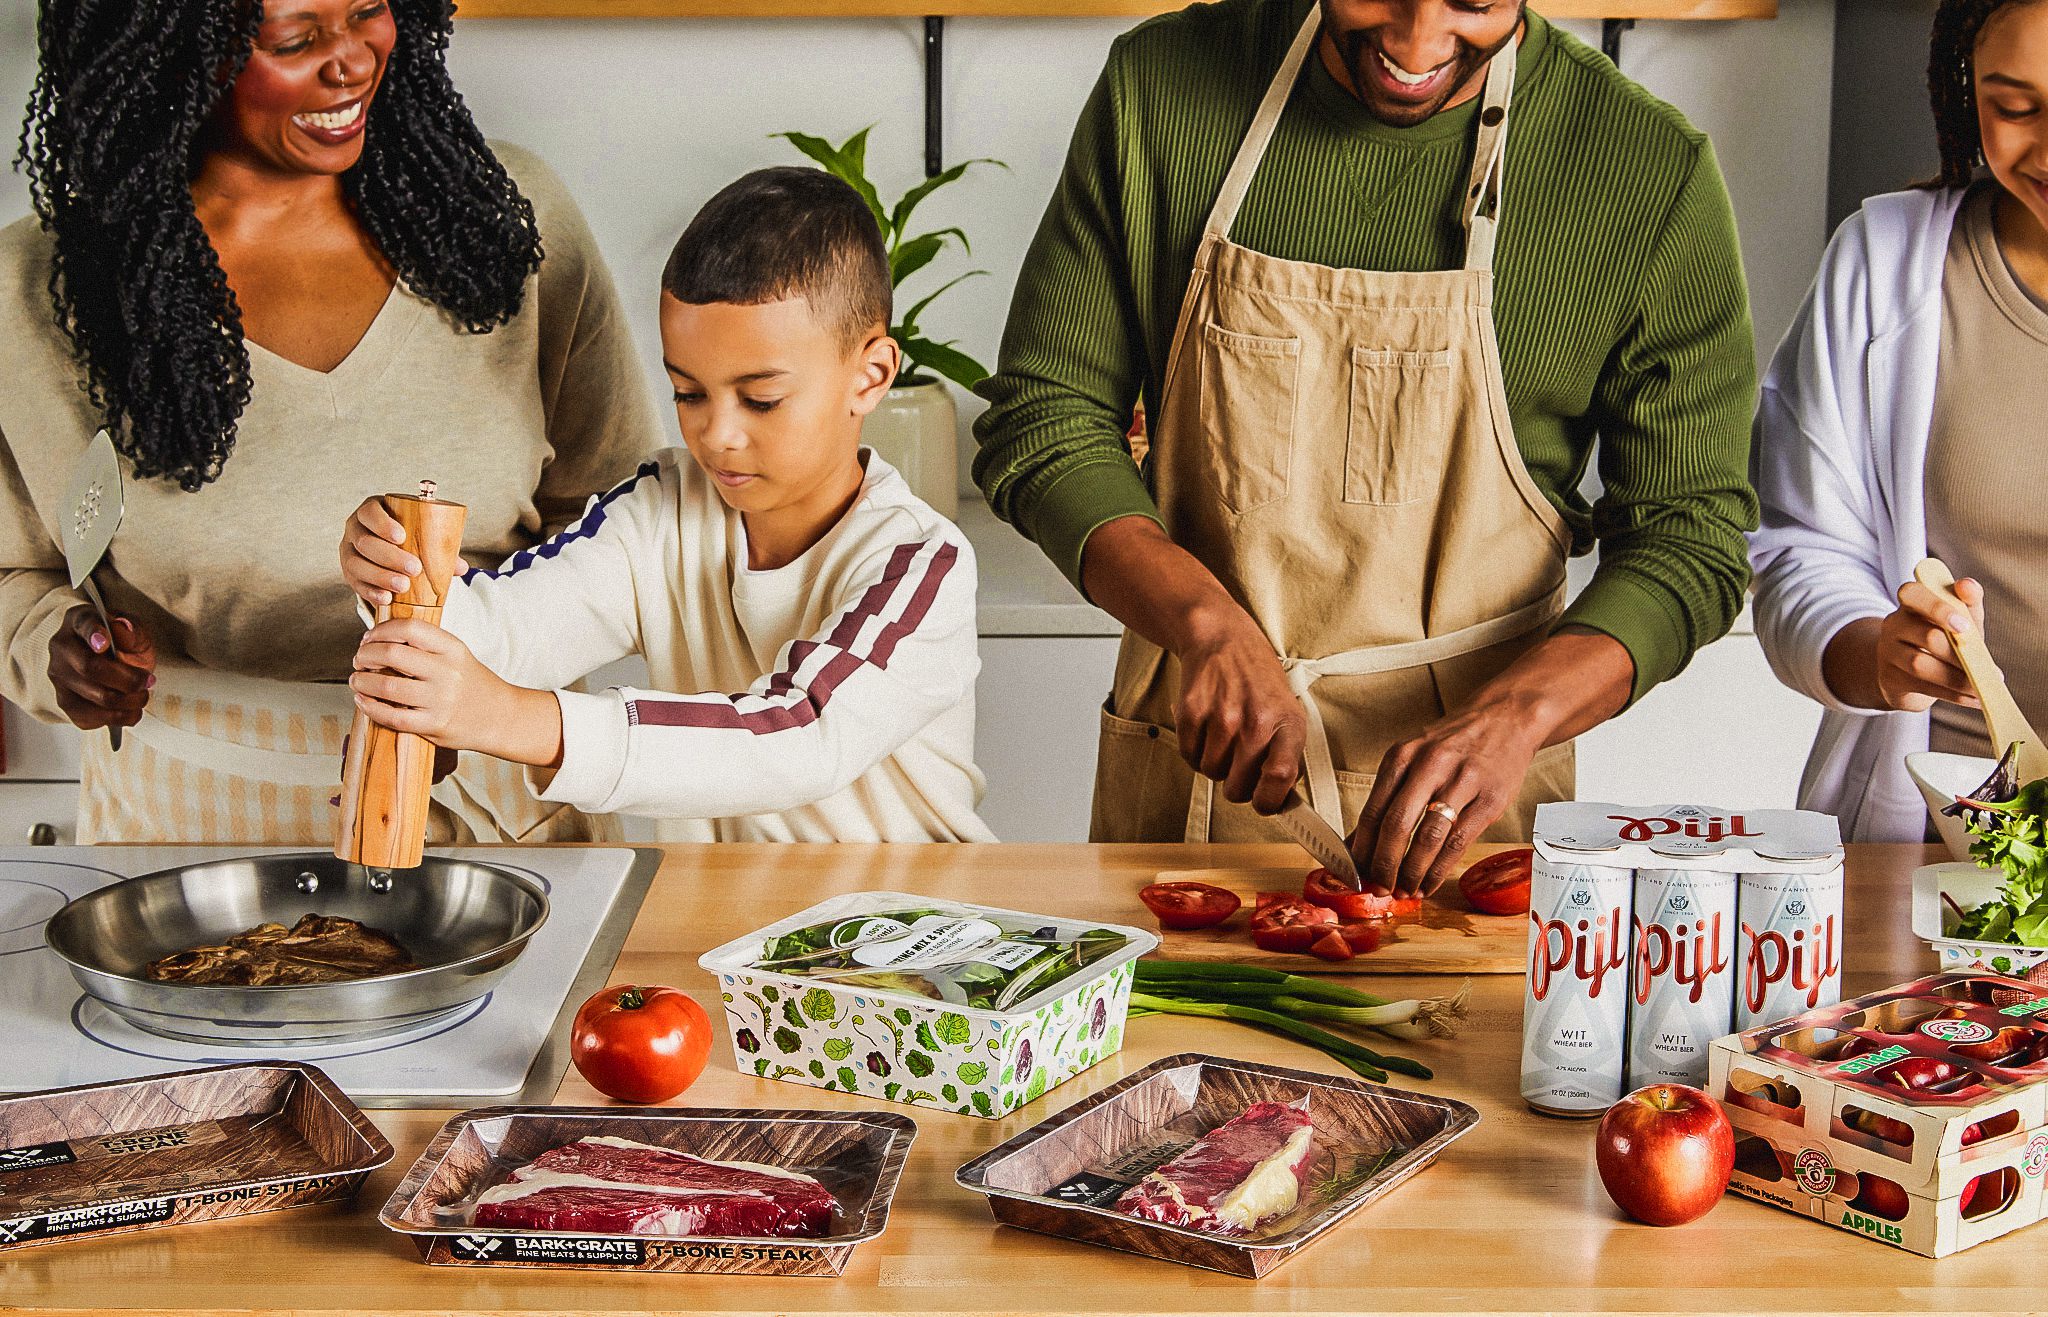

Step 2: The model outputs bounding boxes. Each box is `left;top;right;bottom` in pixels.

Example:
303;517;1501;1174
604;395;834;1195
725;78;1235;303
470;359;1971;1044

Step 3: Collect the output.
1127;991;1432;1082
1136;959;1394;1005
1135;960;1468;1041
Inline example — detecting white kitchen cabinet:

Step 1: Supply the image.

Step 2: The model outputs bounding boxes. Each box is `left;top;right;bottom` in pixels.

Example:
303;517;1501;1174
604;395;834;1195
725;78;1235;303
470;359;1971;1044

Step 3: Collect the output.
1;701;81;846
3;700;81;779
974;635;1122;841
0;780;80;846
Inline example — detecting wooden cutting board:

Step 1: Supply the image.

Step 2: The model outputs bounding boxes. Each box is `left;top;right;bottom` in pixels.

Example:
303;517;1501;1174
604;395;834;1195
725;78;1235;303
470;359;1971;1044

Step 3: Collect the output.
1143;867;1528;975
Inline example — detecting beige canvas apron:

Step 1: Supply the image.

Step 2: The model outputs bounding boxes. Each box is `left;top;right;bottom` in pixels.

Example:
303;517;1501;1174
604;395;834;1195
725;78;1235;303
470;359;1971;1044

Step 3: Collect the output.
78;658;607;846
1091;9;1576;846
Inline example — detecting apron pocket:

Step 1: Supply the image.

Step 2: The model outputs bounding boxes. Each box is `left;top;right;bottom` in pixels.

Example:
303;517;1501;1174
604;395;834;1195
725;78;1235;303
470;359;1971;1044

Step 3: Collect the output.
1346;346;1455;506
1199;323;1300;514
1090;704;1192;843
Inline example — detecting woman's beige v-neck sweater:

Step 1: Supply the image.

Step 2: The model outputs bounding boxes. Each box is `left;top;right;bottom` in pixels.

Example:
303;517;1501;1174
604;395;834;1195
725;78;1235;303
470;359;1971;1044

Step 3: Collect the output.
0;144;662;723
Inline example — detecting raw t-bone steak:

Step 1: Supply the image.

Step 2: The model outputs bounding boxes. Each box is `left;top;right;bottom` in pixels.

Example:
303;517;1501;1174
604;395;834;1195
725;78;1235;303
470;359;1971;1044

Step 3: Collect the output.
1112;1101;1317;1234
470;1135;836;1237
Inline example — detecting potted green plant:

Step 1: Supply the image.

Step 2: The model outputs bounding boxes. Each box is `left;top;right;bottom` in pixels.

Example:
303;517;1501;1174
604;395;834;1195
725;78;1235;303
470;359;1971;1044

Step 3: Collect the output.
776;127;1001;519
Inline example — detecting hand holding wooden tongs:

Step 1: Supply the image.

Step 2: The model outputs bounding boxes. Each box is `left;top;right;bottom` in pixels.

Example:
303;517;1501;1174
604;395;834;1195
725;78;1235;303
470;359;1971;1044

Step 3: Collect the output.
1914;558;2048;783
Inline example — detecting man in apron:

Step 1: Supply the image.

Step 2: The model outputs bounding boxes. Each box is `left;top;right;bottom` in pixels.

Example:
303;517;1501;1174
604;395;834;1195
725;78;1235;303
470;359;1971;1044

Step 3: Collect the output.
975;0;1758;891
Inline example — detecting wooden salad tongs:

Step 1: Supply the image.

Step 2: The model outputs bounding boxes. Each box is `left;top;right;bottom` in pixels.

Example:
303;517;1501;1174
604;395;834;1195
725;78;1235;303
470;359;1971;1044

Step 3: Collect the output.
1914;557;2048;784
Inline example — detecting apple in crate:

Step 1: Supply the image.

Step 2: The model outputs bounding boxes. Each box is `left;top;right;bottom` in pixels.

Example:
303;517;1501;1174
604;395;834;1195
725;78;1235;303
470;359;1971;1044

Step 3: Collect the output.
1596;1084;1736;1226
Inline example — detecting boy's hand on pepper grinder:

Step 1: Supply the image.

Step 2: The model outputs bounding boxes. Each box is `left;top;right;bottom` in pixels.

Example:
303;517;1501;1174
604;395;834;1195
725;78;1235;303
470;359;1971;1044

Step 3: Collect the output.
350;618;563;770
341;495;424;608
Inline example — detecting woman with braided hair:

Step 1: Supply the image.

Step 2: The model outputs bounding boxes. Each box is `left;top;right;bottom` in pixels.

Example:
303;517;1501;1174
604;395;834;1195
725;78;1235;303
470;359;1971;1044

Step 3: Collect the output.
0;0;661;843
1752;0;2048;839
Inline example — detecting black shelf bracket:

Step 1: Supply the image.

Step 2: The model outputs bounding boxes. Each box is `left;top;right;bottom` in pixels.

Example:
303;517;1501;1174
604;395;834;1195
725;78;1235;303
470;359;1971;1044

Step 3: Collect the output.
924;15;945;178
1602;17;1635;66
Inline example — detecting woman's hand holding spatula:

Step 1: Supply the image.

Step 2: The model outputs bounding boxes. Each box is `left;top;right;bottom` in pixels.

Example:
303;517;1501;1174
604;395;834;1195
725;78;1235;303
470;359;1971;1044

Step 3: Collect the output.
46;605;155;733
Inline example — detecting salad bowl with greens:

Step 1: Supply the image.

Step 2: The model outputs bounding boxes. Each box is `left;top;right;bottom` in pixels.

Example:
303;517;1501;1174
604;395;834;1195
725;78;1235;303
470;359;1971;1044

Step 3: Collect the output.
1914;746;2048;978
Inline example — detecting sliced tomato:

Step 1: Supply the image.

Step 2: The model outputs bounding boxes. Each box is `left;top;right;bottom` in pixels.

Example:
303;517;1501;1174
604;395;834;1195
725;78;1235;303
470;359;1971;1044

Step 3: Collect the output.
1254;889;1295;913
1303;868;1392;920
1458;848;1534;917
1250;922;1313;954
1338;921;1385;955
1308;927;1355;961
1138;881;1241;931
1251;895;1336;927
1249;896;1335;953
1303;869;1428;921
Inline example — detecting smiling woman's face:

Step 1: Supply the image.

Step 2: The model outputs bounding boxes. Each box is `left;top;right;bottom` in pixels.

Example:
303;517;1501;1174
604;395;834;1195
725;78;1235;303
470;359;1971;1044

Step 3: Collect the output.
212;0;398;176
1977;2;2048;239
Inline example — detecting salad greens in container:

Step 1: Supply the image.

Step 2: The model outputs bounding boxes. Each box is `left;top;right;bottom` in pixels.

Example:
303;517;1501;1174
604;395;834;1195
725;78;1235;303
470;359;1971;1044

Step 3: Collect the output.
698;892;1157;1119
1935;746;2048;971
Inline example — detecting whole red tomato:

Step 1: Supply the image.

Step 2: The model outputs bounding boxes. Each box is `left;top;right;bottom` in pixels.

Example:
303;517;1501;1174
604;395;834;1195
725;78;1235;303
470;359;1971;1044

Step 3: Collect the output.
1595;1084;1735;1227
1458;848;1533;916
571;984;713;1104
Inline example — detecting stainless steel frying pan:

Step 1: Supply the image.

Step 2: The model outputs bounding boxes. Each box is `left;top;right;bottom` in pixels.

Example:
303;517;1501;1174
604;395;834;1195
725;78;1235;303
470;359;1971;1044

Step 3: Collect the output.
44;853;548;1046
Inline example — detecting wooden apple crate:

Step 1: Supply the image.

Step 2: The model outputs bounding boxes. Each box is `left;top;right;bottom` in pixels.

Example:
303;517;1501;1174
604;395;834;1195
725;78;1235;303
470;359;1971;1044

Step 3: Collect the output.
1706;972;2048;1257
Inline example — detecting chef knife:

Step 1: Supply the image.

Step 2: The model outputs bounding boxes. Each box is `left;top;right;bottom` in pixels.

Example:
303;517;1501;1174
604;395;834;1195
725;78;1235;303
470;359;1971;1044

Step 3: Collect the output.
1276;788;1362;888
57;430;128;752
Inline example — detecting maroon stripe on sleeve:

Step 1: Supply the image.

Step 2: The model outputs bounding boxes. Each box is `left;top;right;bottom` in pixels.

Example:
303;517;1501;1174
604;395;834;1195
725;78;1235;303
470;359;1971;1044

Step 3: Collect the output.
867;542;958;668
627;538;958;735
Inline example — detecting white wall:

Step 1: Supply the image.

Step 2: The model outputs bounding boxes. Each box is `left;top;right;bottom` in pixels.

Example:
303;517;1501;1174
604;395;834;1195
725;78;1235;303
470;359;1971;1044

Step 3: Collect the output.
0;3;1838;484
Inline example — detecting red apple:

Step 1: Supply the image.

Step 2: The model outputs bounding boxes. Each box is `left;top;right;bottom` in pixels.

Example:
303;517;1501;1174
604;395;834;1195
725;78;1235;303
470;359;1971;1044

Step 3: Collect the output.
1596;1084;1737;1227
1882;1056;1967;1092
1849;1172;1909;1221
1844;1106;1915;1147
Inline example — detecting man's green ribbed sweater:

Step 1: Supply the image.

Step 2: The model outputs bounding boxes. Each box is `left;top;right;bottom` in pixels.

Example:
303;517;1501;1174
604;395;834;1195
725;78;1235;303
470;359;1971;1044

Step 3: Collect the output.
972;1;1758;701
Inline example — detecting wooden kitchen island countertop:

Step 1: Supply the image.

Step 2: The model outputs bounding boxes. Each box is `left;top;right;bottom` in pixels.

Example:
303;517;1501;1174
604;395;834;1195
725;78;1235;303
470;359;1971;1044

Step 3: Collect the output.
7;842;2036;1315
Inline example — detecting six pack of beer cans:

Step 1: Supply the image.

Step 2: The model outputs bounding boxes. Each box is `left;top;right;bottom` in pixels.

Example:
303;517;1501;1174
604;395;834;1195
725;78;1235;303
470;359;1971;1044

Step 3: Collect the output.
1520;803;1845;1118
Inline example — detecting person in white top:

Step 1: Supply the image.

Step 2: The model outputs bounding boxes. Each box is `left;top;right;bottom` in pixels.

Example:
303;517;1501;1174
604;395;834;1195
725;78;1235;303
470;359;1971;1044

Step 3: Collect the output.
338;167;994;842
1751;0;2048;840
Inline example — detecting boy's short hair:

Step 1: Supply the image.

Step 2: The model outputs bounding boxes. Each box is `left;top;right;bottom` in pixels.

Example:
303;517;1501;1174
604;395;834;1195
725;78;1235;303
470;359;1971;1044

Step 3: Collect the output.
662;167;892;347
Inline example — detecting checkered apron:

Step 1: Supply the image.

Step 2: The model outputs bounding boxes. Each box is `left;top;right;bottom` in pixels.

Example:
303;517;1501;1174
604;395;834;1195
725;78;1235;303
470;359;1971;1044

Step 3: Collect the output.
77;659;609;845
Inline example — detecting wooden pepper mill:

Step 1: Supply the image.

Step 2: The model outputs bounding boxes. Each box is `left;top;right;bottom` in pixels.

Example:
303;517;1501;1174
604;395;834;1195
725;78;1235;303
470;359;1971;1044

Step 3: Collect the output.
334;481;467;870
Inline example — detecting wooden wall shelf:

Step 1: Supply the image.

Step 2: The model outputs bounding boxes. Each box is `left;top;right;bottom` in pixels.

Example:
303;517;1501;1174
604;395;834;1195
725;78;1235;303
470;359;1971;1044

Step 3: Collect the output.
457;1;1776;19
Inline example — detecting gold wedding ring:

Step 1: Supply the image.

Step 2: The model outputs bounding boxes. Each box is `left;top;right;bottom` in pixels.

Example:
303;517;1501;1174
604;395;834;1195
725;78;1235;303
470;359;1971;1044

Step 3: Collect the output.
1426;801;1459;822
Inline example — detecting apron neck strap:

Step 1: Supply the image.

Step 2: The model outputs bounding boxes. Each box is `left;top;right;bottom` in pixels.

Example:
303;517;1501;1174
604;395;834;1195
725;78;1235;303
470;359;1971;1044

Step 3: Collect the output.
1201;7;1524;271
1461;36;1519;273
1200;6;1324;244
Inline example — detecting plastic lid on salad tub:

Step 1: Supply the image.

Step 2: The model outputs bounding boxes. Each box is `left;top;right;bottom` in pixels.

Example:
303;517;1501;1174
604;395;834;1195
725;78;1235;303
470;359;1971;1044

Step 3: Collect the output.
697;890;1159;1019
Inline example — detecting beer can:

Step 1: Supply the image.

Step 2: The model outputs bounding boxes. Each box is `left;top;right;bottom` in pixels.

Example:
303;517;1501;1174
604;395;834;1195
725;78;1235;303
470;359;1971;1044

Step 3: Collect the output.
1735;865;1845;1030
1627;868;1738;1087
1522;855;1634;1117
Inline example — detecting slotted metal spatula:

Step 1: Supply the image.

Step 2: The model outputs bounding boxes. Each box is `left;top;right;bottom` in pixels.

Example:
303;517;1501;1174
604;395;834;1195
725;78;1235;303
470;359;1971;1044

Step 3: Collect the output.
58;430;128;751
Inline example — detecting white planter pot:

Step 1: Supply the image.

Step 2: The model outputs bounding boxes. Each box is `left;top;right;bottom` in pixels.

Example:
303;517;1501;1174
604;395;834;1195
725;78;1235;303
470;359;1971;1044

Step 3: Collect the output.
862;379;959;520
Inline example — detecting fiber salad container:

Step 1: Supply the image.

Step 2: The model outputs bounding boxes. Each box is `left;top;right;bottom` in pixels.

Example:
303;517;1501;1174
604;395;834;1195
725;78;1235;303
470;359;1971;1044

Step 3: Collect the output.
698;891;1157;1118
